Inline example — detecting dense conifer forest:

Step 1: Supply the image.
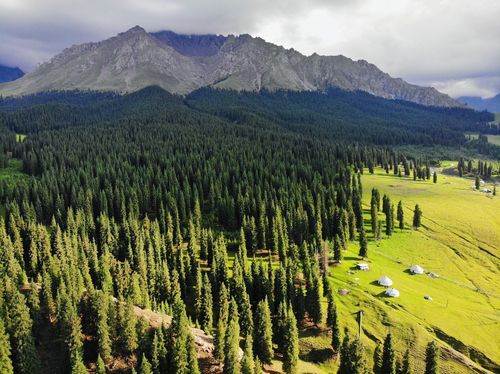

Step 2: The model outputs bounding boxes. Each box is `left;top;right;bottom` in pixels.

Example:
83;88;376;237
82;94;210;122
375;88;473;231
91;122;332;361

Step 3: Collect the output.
0;87;496;373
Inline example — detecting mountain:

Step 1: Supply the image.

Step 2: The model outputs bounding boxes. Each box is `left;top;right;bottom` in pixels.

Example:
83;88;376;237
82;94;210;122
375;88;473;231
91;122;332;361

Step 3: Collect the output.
0;65;24;83
0;26;460;107
458;94;500;112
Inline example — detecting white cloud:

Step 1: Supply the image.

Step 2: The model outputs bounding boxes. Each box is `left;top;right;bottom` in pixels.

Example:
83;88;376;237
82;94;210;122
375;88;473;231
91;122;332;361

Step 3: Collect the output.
0;0;498;97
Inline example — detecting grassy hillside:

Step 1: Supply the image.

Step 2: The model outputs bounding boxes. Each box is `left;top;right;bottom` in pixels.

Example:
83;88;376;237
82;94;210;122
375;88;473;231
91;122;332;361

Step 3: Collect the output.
317;168;499;373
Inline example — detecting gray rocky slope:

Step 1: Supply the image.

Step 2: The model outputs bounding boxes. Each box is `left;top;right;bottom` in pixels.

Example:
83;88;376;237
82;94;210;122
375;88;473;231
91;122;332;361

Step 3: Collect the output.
0;26;460;107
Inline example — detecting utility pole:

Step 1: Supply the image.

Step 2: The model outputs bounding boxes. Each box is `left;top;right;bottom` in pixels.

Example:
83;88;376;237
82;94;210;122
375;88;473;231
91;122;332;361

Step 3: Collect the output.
358;310;363;338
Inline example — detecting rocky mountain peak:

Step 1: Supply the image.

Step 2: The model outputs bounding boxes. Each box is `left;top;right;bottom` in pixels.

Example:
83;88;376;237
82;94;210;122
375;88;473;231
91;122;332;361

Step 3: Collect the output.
0;26;462;107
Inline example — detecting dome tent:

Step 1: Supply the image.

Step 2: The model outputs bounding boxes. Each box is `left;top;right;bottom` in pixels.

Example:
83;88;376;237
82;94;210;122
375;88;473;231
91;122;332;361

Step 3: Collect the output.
378;276;393;287
410;265;425;274
385;288;400;297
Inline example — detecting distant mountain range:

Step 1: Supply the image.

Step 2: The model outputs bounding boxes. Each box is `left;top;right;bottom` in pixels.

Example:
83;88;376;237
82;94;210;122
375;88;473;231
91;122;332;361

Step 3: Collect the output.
0;26;461;107
0;65;24;83
458;95;500;112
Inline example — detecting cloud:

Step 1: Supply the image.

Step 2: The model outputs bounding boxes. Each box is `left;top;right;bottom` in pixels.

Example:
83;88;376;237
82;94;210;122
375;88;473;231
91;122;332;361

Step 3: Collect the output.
0;0;498;97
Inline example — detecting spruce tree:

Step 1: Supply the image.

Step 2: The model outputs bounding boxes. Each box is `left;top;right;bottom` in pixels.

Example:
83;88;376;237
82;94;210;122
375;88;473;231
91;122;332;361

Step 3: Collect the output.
241;335;255;374
425;341;439;374
254;298;273;365
96;354;106;374
358;227;368;258
400;349;412;374
373;342;383;374
333;234;343;262
140;354;153;374
199;274;213;334
381;333;396;374
397;201;404;230
338;330;352;374
412;204;422;229
187;333;201;374
0;320;14;374
282;306;299;374
215;284;229;362
224;299;241;374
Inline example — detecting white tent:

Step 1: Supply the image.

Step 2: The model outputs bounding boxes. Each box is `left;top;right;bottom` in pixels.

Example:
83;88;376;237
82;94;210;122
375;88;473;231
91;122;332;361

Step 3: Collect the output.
410;265;425;274
385;288;400;297
378;276;393;287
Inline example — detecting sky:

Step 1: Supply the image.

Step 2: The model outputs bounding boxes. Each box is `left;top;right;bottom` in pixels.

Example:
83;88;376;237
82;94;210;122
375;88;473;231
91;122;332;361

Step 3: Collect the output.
1;0;499;98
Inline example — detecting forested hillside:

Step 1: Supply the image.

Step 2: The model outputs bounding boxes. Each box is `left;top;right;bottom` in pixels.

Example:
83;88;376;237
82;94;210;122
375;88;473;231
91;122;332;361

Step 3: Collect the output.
0;87;497;373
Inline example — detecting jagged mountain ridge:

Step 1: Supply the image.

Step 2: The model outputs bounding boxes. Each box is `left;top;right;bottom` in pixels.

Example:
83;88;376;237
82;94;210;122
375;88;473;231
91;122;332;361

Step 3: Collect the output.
0;65;24;83
459;94;500;112
0;26;460;107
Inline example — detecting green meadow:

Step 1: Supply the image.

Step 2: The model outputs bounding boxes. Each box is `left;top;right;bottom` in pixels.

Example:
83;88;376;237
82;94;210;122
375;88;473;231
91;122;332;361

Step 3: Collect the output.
308;167;499;374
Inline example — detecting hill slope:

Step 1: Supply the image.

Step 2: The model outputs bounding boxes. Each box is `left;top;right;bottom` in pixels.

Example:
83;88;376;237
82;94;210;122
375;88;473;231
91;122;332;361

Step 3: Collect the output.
0;26;460;107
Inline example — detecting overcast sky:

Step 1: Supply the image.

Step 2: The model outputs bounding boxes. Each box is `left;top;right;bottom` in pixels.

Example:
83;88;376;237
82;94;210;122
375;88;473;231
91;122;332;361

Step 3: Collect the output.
1;0;499;98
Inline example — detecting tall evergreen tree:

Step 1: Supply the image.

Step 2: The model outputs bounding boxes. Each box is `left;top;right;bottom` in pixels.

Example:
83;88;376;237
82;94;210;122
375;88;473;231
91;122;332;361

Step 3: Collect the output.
400;349;412;374
412;204;422;229
281;305;299;374
0;320;14;374
241;335;255;374
425;341;439;374
254;299;273;365
396;201;404;230
224;299;241;374
381;333;396;374
358;227;368;258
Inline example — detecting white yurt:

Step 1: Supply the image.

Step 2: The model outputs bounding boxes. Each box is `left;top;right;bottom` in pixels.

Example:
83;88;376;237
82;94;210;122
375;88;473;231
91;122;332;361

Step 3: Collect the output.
385;288;400;297
410;265;425;274
378;275;393;287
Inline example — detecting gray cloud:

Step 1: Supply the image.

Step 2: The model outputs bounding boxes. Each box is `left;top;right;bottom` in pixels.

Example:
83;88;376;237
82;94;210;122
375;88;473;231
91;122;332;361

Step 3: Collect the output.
0;0;498;97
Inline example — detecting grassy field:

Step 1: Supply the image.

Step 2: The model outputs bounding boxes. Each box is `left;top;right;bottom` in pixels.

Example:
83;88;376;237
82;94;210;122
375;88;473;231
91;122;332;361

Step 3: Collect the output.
16;133;27;142
312;167;500;374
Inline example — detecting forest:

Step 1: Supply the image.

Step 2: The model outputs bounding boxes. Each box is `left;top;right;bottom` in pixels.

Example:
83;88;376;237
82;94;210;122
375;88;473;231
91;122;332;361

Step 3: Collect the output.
0;86;497;374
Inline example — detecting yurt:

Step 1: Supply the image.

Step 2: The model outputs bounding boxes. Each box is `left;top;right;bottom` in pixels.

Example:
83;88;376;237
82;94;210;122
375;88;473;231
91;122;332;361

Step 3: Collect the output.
410;265;425;274
378;275;393;286
385;288;400;297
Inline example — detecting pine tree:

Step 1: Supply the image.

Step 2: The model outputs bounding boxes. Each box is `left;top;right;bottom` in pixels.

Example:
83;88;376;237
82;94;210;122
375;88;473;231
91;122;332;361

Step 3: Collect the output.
96;292;112;362
396;201;404;230
5;288;41;374
358;227;368;258
425;341;439;374
433;172;437;183
338;330;352;374
96;354;106;374
400;349;412;374
215;284;229;362
333;234;343;262
350;338;369;374
241;335;255;374
412;204;422;229
373;342;383;374
169;299;190;374
381;333;396;374
282;306;299;374
199;274;213;334
140;354;153;374
224;299;241;374
475;176;480;190
187;333;201;374
254;298;273;365
0;320;14;374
